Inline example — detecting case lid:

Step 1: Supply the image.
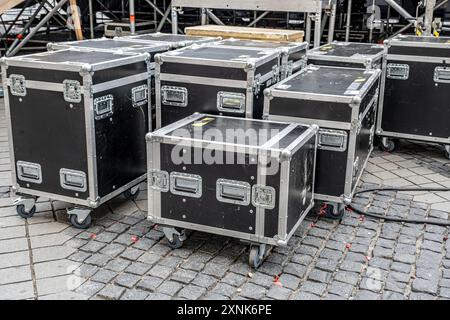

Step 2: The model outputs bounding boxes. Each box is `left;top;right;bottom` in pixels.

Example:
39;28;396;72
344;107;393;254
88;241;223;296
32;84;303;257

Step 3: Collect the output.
148;113;316;153
2;49;147;72
126;33;219;47
391;34;450;45
307;41;383;61
51;38;171;53
158;44;279;68
270;65;380;103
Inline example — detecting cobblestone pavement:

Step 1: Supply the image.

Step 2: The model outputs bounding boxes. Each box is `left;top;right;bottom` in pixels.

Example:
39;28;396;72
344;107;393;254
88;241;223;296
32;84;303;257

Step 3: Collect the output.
0;98;450;300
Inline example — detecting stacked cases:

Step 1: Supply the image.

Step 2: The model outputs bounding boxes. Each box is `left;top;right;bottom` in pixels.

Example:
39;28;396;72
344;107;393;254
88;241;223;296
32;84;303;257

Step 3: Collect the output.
378;35;450;159
264;65;381;218
1;49;152;228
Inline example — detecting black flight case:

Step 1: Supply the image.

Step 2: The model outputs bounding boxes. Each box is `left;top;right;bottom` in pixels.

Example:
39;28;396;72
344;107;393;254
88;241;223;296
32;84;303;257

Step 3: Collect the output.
146;114;318;268
307;41;384;69
377;35;450;159
264;65;381;219
1;49;152;229
47;38;172;131
155;44;281;129
213;38;308;79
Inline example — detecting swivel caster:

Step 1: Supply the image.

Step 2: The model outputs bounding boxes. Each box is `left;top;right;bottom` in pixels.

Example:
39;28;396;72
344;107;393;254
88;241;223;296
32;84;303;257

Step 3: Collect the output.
320;203;345;220
123;185;140;200
249;243;268;269
14;197;36;219
445;145;450;160
67;207;92;229
379;138;396;153
163;227;186;249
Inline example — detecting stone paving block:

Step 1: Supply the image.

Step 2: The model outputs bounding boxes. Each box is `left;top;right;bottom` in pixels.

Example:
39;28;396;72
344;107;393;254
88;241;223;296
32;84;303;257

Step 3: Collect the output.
34;259;80;279
0;225;26;240
105;258;131;272
0;265;31;285
84;253;111;267
239;283;266;300
32;245;76;263
30;233;72;249
148;264;174;280
266;285;292;300
157;280;183;296
137;276;164;292
0;281;34;300
28;222;68;236
125;262;152;276
114;273;141;289
171;268;197;284
0;251;30;268
0;237;28;254
191;274;218;289
40;291;89;300
97;284;126;300
36;274;85;296
120;289;149;300
100;243;126;258
146;292;172;300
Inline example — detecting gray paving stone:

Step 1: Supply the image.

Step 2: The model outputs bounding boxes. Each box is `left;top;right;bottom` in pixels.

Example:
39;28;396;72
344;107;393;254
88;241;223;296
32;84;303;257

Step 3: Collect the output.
100;243;126;257
97;284;126;300
301;281;327;296
0;281;34;300
171;268;197;284
146;292;172;300
33;246;76;263
137;276;164;292
34;259;79;279
266;285;292;300
114;273;141;289
0;251;29;268
239;283;266;300
120;248;144;261
191;274;218;289
84;253;111;267
125;262;152;276
0;265;31;285
156;280;183;296
148;264;174;279
105;258;131;272
120;289;149;300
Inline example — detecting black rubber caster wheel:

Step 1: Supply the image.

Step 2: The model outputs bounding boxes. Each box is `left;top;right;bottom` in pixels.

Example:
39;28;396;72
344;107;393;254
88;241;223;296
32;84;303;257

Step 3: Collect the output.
325;205;345;220
379;139;396;153
69;214;92;229
123;187;140;200
16;205;36;219
167;234;184;249
249;245;263;269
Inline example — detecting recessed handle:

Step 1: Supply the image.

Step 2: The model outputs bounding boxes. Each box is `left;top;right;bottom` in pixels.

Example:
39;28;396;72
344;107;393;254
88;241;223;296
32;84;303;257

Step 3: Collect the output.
216;179;251;206
217;92;246;114
161;86;188;107
170;172;202;198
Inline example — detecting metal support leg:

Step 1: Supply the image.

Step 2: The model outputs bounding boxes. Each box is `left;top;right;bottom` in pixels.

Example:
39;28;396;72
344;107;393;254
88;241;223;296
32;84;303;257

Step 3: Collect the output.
129;0;136;34
424;0;437;35
305;13;312;45
248;11;270;27
328;3;337;43
314;12;322;47
201;8;207;25
156;5;171;32
345;0;352;42
171;6;178;34
88;0;94;38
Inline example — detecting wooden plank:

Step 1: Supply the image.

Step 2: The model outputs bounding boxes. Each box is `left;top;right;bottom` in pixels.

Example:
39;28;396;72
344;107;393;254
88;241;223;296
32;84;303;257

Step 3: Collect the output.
185;25;304;42
0;0;25;15
69;0;83;40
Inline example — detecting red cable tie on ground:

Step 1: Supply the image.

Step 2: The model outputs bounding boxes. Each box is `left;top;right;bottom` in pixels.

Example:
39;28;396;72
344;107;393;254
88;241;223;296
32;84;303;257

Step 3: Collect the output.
131;235;139;243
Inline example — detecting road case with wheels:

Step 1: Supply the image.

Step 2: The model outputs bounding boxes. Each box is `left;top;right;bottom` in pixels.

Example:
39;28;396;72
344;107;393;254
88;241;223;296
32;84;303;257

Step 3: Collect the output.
1;49;151;229
214;38;308;79
47;38;172;131
377;35;450;159
155;44;281;129
264;65;381;219
125;32;220;49
104;20;157;38
307;41;384;69
146;114;318;268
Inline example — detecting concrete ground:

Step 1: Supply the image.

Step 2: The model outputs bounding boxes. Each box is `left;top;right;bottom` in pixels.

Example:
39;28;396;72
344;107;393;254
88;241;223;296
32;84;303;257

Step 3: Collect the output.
0;98;449;300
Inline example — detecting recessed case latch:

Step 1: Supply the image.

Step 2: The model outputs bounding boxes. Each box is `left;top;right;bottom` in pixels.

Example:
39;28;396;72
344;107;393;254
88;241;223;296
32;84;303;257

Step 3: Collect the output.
161;86;188;107
63;80;82;103
132;85;148;108
10;74;27;97
149;170;169;192
318;129;348;152
252;185;276;210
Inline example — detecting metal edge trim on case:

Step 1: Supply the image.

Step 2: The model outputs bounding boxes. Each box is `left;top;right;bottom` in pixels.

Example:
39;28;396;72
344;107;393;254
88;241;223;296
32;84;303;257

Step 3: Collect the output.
376;49;389;135
91;72;149;93
343;103;359;196
155;61;162;129
377;131;450;144
277;158;290;240
387;54;450;64
151;113;204;137
261;123;298;149
82;72;98;204
267;115;352;131
307;52;383;66
285;125;319;155
159;73;248;88
269;88;354;104
246;68;255;119
389;39;450;49
157;54;249;69
255;150;268;237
